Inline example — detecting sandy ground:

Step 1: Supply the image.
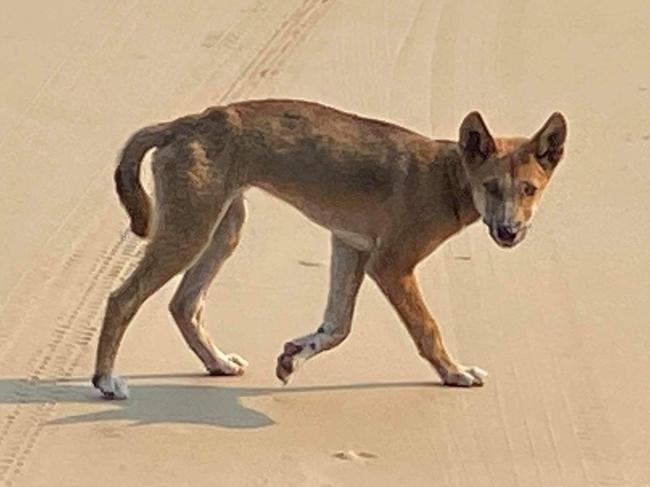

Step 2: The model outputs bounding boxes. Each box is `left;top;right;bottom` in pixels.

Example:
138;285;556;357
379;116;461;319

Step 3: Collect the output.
1;1;649;486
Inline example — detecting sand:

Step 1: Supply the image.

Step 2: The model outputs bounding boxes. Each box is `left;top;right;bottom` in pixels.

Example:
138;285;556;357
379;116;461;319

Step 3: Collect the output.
1;1;649;485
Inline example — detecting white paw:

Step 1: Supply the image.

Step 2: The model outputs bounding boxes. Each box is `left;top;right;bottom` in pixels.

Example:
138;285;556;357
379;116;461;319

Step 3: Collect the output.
442;365;488;387
227;353;249;369
207;353;248;376
93;374;129;400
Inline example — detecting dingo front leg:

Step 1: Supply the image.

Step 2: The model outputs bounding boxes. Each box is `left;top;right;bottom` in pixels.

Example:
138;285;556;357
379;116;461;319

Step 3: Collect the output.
276;236;369;383
369;267;487;387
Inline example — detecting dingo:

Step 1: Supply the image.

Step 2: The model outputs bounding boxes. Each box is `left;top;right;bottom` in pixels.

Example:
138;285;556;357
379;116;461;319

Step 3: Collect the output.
92;99;567;399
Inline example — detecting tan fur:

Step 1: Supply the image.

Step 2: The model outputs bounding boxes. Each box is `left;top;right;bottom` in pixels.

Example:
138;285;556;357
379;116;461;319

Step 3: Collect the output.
93;99;567;398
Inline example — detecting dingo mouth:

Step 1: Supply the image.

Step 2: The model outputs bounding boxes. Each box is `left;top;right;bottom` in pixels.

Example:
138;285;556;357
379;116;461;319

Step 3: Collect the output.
489;225;527;248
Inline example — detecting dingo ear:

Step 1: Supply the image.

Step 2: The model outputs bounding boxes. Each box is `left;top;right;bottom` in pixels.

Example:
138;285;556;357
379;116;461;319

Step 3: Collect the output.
459;111;496;167
532;112;567;171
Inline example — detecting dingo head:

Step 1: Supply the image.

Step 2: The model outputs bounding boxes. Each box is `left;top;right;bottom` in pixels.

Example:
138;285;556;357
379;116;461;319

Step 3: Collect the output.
457;111;567;248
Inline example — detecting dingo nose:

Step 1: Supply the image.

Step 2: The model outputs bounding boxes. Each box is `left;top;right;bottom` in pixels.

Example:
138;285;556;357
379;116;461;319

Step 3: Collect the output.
496;226;517;242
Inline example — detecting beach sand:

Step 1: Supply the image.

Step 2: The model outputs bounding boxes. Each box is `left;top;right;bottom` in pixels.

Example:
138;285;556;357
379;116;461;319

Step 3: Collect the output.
1;1;649;485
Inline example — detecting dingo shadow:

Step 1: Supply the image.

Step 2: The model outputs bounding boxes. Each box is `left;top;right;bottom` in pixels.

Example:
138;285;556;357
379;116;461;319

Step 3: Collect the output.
0;375;445;430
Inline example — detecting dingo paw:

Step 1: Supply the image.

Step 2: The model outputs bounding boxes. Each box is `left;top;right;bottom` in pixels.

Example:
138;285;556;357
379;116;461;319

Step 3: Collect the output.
92;374;129;400
207;353;249;376
441;365;487;387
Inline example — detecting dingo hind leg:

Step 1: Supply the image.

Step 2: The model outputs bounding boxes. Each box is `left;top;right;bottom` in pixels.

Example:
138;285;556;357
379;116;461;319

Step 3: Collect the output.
169;195;249;376
93;141;238;399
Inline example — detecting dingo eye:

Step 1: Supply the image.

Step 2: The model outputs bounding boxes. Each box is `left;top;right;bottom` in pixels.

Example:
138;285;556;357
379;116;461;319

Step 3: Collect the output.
483;180;500;197
522;182;537;197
